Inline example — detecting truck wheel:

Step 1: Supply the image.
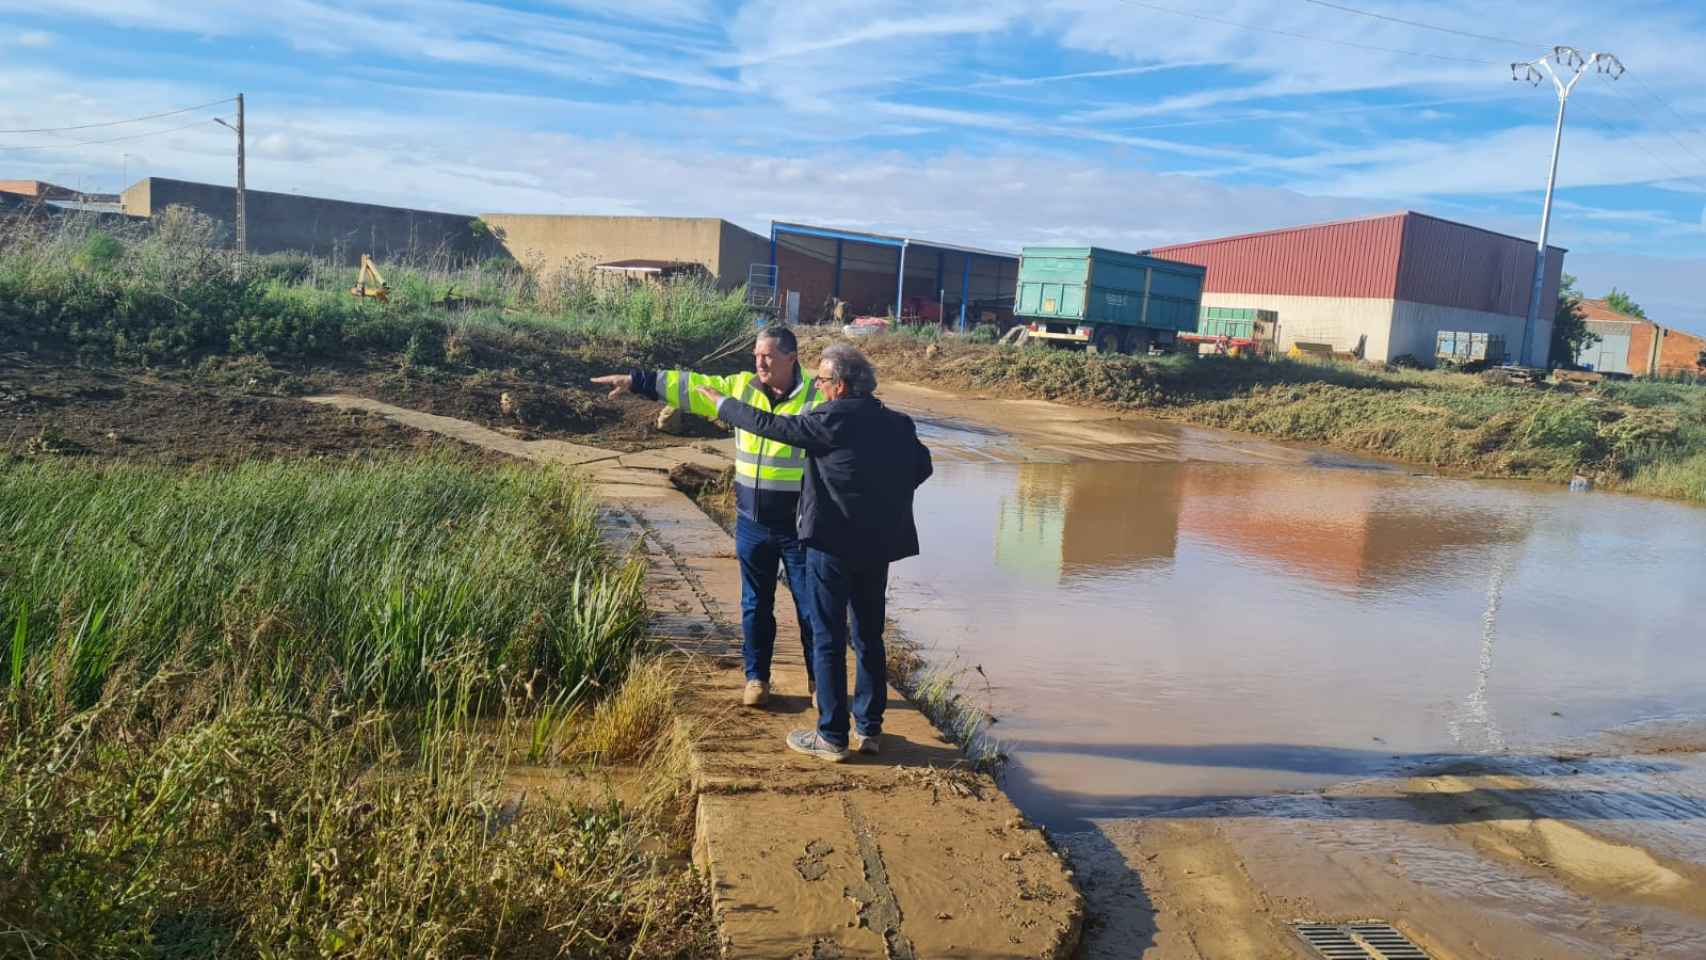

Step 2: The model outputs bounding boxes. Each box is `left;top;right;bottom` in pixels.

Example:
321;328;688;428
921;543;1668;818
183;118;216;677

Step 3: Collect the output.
1122;328;1152;356
1087;327;1119;355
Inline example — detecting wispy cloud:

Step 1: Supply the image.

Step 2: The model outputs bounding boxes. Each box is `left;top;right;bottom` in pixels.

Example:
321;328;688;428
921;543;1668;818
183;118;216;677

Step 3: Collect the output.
3;0;1704;327
720;10;1013;67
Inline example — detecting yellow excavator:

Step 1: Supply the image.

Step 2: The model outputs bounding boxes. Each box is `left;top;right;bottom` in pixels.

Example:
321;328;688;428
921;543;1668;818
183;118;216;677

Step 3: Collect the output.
350;254;389;302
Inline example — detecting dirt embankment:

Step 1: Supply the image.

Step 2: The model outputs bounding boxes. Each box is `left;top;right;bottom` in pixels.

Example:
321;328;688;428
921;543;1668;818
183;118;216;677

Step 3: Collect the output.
1;343;728;465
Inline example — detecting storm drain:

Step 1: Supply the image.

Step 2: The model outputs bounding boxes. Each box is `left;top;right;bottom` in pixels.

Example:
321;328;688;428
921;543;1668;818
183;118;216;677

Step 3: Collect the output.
1293;921;1431;960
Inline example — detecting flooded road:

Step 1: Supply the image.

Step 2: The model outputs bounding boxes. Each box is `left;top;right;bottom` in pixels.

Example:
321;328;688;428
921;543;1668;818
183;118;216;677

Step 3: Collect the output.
891;456;1706;831
886;394;1706;957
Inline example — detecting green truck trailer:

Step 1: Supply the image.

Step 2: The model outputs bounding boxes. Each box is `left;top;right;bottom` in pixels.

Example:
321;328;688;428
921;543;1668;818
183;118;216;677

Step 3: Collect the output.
1013;246;1207;354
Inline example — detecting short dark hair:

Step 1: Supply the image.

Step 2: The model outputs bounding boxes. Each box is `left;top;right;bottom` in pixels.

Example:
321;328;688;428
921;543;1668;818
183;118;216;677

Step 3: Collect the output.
756;326;798;354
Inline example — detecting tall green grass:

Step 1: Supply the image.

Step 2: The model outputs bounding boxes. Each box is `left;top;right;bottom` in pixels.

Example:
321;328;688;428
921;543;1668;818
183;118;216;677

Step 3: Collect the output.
0;208;754;369
0;457;645;711
0;458;714;957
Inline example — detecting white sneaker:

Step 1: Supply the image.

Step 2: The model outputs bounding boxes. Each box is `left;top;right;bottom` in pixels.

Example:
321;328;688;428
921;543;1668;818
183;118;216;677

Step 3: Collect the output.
742;680;769;707
850;732;881;756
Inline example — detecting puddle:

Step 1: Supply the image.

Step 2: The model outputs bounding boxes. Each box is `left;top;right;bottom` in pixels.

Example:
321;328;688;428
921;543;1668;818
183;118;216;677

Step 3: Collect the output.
888;460;1706;832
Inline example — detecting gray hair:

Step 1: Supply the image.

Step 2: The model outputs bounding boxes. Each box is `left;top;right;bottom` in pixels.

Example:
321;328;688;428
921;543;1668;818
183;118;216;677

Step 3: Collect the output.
821;342;877;396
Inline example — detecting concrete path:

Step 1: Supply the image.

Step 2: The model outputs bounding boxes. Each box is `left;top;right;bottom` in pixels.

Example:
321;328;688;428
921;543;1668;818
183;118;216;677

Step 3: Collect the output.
305;394;1084;959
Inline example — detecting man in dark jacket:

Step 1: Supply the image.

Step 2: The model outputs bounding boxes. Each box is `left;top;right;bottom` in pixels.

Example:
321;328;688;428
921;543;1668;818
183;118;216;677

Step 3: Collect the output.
697;343;932;762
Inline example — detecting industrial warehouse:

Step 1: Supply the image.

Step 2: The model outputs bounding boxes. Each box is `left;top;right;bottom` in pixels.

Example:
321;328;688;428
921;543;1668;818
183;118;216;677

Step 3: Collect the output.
1148;211;1566;367
0;175;1618;371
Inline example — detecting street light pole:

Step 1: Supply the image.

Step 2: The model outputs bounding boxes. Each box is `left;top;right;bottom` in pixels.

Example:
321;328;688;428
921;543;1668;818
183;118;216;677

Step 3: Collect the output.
1512;47;1622;367
214;93;246;254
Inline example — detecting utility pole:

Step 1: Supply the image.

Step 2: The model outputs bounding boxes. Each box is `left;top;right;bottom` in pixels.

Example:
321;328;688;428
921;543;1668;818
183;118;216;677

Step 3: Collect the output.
1512;47;1622;367
214;93;246;254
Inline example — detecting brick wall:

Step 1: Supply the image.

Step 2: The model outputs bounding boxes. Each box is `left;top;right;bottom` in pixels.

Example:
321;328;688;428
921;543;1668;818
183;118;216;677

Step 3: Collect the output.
1629;323;1706;376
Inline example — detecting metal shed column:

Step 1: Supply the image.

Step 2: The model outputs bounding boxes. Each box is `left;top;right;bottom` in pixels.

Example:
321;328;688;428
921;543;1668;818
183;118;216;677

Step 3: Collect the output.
959;255;971;330
935;250;945;323
894;240;908;320
832;239;844;299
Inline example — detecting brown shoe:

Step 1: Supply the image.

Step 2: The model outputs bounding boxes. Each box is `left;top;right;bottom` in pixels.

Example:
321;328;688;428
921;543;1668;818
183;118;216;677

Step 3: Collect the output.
742;680;769;707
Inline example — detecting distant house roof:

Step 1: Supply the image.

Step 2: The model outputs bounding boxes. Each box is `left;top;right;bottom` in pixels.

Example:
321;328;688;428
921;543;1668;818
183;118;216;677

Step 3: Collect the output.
1577;298;1649;326
0;179;88;201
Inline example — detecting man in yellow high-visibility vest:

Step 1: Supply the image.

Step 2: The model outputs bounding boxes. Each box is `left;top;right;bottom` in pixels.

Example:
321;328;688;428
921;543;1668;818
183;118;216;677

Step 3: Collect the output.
593;327;822;708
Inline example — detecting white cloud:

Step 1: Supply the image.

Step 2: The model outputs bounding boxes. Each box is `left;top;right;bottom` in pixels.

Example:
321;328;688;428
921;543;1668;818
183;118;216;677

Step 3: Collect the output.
11;29;53;46
4;0;1703;329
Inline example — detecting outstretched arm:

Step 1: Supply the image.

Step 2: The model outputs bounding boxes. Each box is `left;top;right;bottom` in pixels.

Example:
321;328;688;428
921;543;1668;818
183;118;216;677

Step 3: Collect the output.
592;369;740;417
697;385;835;453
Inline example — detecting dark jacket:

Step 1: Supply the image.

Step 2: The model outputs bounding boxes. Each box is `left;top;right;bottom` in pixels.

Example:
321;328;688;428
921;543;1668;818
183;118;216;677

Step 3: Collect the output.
714;395;933;566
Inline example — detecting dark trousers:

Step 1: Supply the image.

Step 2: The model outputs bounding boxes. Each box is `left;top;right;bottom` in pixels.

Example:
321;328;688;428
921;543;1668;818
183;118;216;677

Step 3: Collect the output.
734;515;814;684
805;547;889;749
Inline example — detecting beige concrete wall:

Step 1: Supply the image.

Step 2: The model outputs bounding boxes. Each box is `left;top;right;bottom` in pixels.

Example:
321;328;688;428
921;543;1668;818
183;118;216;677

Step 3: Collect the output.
481;214;763;290
1389;300;1536;367
1198;292;1395;358
1198;291;1538;364
120;179;152;216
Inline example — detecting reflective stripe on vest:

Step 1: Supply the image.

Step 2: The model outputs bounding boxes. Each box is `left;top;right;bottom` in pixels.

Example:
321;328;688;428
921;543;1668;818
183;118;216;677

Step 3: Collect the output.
656;367;823;493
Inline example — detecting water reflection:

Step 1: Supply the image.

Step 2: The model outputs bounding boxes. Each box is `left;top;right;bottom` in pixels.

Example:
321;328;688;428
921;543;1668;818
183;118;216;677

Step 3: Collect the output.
996;463;1183;581
990;460;1530;591
893;459;1706;831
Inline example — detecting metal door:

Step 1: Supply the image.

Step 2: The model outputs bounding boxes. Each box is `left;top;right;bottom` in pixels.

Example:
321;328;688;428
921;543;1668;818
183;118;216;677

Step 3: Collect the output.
1592;331;1631;374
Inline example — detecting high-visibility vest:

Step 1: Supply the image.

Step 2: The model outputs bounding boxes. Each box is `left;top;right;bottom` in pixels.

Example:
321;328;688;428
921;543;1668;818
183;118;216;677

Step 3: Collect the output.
653;366;823;496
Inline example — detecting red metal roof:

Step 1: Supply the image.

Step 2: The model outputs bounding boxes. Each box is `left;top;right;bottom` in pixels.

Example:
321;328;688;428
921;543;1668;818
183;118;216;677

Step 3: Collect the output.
1150;212;1407;299
1576;298;1643;325
1150;211;1566;317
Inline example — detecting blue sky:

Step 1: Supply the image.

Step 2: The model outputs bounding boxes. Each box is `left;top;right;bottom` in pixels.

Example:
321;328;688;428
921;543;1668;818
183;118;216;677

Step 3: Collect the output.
4;0;1704;331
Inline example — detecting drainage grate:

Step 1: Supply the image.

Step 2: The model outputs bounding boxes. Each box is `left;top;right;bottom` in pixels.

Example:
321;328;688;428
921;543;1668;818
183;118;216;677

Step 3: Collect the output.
1293;921;1431;960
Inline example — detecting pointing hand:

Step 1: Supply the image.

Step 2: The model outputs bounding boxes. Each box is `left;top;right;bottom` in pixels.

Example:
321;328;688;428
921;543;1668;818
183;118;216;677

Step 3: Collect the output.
591;374;633;399
695;385;727;407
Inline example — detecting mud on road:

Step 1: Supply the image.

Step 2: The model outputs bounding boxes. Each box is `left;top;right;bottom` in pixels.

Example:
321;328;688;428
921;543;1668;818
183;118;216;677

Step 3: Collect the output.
1;348;727;465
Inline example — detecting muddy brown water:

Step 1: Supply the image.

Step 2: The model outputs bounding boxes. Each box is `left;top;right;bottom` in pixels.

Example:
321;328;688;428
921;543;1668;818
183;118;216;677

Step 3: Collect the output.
892;414;1706;838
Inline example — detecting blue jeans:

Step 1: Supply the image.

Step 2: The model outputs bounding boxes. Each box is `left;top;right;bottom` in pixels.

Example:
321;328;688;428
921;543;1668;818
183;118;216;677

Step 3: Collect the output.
805;548;889;750
734;515;815;685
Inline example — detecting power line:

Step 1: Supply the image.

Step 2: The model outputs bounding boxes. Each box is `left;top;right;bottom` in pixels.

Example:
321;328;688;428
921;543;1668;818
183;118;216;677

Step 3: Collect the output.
1623;72;1706;166
0;117;221;153
1295;0;1543;49
1109;0;1500;66
1570;95;1706;195
1290;1;1706;161
1591;84;1706;193
0;96;236;135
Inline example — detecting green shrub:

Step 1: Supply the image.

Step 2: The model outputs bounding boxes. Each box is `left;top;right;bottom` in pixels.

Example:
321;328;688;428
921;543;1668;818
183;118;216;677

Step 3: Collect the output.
1519;401;1601;456
72;231;123;271
247;251;315;285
